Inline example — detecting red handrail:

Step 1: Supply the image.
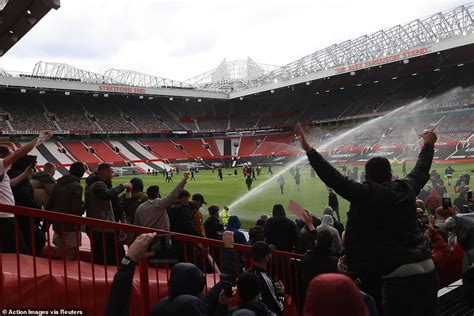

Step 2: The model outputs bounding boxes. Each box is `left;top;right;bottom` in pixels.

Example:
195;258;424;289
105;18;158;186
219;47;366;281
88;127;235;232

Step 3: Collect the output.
0;204;304;315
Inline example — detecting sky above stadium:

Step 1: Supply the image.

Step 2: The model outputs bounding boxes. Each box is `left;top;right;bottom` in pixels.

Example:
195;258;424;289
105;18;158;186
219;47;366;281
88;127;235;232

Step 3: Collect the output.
0;0;466;81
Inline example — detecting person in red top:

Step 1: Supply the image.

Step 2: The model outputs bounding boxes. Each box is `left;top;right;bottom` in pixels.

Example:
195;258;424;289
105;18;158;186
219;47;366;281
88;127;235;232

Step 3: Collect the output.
304;273;369;316
425;220;464;288
425;189;442;215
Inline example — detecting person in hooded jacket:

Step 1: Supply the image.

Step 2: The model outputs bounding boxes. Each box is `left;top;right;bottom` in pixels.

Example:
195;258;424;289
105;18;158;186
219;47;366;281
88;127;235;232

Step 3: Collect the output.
226;215;248;245
316;214;342;254
46;162;86;260
297;210;320;254
296;123;438;315
263;204;298;252
104;231;239;316
301;230;339;309
303;273;369;316
85;163;132;265
119;177;148;223
322;206;344;237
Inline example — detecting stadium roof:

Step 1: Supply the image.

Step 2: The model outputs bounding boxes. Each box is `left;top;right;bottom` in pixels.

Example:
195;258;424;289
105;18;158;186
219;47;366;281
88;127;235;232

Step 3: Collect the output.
184;58;280;93
0;0;60;56
0;3;472;99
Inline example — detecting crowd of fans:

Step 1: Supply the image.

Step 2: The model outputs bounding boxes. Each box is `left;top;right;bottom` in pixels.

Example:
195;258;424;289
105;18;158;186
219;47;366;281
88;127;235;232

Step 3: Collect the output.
0;126;473;315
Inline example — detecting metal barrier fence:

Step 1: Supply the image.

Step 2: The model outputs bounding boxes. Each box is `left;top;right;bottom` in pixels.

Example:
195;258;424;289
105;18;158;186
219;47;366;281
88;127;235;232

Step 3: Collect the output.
0;204;303;316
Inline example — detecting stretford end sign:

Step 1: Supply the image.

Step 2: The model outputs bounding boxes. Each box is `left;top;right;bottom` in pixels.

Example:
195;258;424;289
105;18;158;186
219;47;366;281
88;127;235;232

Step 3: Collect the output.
335;47;430;74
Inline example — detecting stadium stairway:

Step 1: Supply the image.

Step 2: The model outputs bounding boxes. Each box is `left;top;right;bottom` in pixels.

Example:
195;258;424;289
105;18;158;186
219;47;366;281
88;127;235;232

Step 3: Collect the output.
126;140;161;160
84;141;125;164
33;143;69;176
237;135;262;157
117;141;167;170
171;139;211;158
203;137;221;156
62;142;103;166
104;141;131;162
141;140;192;161
254;133;293;155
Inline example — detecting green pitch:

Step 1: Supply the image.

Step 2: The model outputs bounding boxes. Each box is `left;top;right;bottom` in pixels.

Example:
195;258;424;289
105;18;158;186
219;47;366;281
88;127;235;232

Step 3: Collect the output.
113;161;473;229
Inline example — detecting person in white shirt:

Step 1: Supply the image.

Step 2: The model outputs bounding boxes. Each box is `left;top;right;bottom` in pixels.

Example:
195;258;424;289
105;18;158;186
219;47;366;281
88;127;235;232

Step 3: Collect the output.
0;131;53;254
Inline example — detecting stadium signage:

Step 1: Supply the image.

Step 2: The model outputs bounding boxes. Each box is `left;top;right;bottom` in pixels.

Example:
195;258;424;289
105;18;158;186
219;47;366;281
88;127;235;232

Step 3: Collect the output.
98;85;146;94
335;47;429;74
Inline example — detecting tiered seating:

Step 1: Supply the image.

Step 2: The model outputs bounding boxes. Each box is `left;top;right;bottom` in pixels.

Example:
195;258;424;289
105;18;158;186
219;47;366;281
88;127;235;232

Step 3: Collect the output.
141;140;192;160
83;141;125;164
237;136;261;156
203;137;221;156
176;139;214;158
1;94;55;132
62;142;102;165
42;96;93;131
80;97;134;132
254;133;293;155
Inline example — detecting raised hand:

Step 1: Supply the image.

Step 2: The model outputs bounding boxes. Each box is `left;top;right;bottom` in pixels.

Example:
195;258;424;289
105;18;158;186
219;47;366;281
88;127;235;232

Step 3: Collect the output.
295;123;311;152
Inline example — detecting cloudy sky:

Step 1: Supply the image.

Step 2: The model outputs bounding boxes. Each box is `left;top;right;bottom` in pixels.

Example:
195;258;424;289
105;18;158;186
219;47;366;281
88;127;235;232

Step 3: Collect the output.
0;0;465;81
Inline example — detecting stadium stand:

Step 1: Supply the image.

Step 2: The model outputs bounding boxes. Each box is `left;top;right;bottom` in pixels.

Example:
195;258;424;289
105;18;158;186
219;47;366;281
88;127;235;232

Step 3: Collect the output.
62;141;103;165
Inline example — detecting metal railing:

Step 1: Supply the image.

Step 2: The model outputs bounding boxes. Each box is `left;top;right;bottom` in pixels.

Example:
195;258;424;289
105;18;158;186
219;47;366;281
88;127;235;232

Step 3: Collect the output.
0;204;303;315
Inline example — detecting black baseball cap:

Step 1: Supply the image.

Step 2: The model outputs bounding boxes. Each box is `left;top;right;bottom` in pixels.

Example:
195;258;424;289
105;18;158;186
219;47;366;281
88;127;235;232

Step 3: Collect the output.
250;241;275;261
192;193;207;204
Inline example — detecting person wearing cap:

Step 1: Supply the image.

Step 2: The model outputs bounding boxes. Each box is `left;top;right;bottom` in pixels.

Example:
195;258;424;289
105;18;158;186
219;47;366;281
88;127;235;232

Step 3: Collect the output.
248;241;284;315
190;193;207;237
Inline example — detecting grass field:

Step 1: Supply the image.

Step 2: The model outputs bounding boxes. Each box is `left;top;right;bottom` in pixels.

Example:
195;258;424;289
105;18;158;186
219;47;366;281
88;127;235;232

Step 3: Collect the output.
112;161;474;229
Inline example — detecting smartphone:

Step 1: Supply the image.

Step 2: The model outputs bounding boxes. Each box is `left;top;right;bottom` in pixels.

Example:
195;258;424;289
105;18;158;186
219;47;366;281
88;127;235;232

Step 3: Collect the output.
419;214;429;228
26;155;37;166
442;197;452;210
468;191;472;202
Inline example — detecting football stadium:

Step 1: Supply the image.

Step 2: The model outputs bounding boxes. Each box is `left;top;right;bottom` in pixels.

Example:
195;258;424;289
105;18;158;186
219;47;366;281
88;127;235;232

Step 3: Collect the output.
0;1;473;315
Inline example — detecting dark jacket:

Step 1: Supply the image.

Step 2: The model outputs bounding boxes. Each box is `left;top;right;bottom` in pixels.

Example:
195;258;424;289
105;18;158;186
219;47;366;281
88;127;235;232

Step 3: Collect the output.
297;224;318;254
85;174;125;231
46;174;83;232
226;215;248;245
8;167;38;209
247;266;284;315
306;144;434;275
301;247;338;304
119;191;148;223
264;208;298;252
328;191;339;208
217;301;275;316
167;202;200;236
105;248;239;316
204;216;224;240
249;225;265;245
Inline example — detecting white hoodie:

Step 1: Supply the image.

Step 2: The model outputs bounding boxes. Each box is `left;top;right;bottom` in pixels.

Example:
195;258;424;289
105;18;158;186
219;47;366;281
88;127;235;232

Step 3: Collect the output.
316;214;342;252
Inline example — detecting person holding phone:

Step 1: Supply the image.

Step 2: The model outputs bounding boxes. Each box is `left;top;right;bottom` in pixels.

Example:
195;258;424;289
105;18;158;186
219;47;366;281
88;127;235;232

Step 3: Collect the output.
0;131;53;254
